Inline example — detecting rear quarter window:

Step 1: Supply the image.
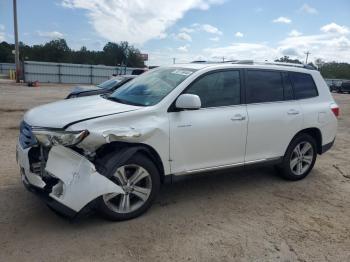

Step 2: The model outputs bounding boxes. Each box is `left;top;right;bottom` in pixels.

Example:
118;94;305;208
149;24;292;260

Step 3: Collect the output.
289;72;318;99
246;70;284;103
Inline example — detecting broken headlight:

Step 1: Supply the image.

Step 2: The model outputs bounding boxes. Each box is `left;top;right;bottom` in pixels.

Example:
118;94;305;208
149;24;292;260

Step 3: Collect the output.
33;129;89;147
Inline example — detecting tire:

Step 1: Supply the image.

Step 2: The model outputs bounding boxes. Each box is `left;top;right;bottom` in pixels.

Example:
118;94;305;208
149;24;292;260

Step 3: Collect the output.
278;134;317;181
97;152;160;221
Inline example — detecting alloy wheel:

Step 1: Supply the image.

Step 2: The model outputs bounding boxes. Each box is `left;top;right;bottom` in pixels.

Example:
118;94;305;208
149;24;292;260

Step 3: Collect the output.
290;141;314;176
103;164;152;213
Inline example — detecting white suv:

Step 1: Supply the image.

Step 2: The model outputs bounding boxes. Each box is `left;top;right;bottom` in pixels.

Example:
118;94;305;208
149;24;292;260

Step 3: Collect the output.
17;62;339;220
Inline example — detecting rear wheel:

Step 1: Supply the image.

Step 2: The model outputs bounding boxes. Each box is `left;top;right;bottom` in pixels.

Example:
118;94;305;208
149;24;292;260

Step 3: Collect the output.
97;152;160;221
278;134;317;180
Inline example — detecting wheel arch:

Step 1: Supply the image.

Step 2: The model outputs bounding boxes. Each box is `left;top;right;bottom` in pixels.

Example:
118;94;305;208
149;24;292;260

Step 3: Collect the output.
289;128;323;154
95;141;166;183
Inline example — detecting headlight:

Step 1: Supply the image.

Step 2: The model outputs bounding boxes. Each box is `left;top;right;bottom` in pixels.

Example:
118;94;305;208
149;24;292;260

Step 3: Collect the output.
32;129;89;147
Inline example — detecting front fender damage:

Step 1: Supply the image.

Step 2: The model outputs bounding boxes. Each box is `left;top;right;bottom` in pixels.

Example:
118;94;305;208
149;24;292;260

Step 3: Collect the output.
102;126;157;143
76;120;164;153
45;145;124;212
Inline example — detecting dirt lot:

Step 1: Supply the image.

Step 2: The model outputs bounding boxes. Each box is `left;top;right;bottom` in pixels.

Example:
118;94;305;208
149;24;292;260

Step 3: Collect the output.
0;80;349;262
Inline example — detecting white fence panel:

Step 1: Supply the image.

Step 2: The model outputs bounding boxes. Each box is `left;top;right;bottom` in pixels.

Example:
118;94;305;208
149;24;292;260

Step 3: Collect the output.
0;63;16;75
23;61;142;84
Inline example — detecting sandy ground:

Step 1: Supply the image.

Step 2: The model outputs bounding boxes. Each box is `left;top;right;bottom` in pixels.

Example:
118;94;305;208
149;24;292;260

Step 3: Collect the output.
0;79;349;262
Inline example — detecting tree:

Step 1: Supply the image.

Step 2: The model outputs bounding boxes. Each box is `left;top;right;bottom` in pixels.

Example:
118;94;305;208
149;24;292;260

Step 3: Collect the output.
103;42;128;66
42;39;70;62
0;41;14;62
314;58;325;70
319;62;350;79
275;56;303;64
127;47;144;67
0;39;145;67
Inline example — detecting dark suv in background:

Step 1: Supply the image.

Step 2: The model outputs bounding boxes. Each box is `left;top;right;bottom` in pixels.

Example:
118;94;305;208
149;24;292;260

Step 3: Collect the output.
339;80;350;93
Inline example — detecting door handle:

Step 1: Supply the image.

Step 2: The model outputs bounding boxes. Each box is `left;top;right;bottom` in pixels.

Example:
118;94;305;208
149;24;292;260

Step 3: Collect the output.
231;114;246;121
287;109;300;115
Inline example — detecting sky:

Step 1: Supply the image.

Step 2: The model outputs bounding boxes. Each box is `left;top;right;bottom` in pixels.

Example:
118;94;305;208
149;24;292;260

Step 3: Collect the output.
0;0;349;66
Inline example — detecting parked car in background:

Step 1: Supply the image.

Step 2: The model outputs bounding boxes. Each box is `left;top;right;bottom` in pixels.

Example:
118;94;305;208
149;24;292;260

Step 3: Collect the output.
17;62;338;221
325;79;336;92
339;80;350;93
325;79;343;93
66;75;137;99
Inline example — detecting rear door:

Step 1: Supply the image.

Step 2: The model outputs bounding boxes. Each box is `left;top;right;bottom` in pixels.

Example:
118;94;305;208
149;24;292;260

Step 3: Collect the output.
244;70;303;162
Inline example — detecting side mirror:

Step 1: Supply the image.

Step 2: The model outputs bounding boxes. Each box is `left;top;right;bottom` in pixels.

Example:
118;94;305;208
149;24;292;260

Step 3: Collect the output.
175;94;201;110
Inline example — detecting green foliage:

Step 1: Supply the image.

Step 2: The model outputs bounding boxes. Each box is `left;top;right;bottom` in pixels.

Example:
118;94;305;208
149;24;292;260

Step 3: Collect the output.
0;39;145;67
320;62;350;79
275;56;350;79
0;41;14;62
274;56;302;64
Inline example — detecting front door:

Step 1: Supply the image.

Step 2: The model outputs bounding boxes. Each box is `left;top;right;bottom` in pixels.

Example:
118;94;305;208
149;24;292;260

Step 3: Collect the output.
168;70;248;174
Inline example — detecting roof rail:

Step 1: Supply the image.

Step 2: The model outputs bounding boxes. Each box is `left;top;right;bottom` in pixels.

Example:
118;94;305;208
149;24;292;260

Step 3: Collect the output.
190;59;316;70
229;60;254;64
190;60;208;63
257;61;305;68
191;59;253;64
190;60;220;64
230;60;316;70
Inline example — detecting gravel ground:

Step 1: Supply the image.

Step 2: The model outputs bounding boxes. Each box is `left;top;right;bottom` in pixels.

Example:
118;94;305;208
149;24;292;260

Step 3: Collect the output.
0;80;349;262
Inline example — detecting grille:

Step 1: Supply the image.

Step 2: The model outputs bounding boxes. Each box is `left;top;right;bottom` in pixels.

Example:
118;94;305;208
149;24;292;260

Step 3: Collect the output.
19;121;37;149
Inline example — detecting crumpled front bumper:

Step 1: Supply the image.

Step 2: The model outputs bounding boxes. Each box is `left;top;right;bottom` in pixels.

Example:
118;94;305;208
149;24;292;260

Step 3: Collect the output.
17;143;124;217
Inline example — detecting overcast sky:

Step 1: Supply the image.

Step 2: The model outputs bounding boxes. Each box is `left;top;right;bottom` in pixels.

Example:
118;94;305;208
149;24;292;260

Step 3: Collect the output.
0;0;349;65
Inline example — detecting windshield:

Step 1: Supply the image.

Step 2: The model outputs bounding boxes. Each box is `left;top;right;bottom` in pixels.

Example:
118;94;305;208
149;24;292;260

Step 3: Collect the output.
109;67;196;106
97;77;124;89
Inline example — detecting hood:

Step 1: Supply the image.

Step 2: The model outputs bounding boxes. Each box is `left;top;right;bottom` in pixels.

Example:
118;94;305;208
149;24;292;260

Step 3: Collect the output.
71;86;101;93
24;95;142;128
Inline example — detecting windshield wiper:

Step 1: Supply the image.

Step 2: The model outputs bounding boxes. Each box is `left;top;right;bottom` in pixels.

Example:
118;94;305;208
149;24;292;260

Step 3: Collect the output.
105;96;125;103
104;96;145;106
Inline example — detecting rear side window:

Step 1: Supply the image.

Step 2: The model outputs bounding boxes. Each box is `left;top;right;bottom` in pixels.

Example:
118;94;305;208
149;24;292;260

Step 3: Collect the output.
289;72;318;99
185;70;241;108
246;70;283;103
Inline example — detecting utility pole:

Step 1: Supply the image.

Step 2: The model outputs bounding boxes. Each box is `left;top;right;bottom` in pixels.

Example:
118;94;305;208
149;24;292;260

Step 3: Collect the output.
173;58;176;64
13;0;20;82
222;56;225;62
304;51;311;64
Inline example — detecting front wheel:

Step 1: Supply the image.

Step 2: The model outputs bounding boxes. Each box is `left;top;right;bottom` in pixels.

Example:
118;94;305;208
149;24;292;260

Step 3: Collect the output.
278;134;317;180
97;153;160;221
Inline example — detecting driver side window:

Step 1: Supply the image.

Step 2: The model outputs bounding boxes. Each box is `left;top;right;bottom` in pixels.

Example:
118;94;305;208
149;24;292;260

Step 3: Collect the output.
185;70;241;108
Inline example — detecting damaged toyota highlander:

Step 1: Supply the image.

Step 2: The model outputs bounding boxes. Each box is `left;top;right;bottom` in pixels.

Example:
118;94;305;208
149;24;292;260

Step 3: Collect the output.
17;62;338;221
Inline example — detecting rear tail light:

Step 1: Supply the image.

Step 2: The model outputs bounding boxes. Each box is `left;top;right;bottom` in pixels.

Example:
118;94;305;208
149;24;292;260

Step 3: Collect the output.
330;103;340;118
